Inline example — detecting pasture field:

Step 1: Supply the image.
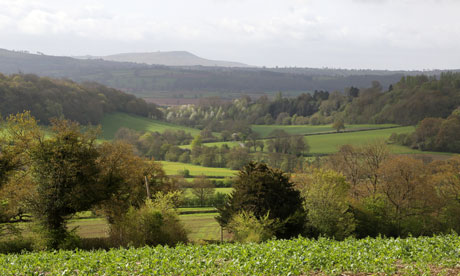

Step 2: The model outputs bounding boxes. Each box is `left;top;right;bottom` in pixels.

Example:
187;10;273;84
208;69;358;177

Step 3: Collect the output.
100;112;201;140
1;235;459;275
65;212;223;242
180;212;229;241
183;188;233;198
193;126;447;156
11;211;222;242
307;126;416;154
252;123;398;138
160;161;237;177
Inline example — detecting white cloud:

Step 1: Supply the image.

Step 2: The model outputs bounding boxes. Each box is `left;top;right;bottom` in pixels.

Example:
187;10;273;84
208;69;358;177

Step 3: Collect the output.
0;0;459;69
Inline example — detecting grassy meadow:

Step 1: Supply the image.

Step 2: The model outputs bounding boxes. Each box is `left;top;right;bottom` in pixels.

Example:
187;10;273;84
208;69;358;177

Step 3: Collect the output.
187;126;423;155
100;112;201;140
252;123;398;138
160;161;237;177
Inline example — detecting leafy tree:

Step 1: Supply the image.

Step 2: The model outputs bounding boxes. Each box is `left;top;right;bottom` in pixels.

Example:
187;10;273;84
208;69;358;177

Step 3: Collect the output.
378;156;437;236
332;119;345;132
191;175;215;206
225;146;250;170
294;168;355;240
28;120;104;248
0;112;41;187
217;162;305;239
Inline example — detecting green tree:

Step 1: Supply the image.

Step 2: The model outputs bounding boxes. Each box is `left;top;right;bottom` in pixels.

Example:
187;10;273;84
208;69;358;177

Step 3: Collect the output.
29;120;105;248
332;119;345;133
294;168;355;240
217;162;305;239
191;175;215;206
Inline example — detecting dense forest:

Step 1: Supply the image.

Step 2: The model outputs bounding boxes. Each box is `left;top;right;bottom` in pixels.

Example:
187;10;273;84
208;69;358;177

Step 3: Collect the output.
0;73;162;124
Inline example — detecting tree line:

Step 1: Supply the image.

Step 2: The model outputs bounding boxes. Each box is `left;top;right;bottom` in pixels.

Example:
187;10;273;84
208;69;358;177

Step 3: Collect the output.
113;127;309;172
217;142;460;243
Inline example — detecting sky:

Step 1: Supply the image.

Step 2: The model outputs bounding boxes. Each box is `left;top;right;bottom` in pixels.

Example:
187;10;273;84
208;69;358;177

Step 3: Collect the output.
0;0;459;70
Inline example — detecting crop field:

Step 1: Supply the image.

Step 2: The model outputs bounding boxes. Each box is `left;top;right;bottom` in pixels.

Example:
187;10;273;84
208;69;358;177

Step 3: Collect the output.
100;112;201;140
252;123;398;138
1;235;459;275
160;161;237;177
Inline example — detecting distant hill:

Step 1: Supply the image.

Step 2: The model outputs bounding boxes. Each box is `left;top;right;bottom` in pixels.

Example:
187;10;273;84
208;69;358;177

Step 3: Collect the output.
77;51;250;67
1;48;458;99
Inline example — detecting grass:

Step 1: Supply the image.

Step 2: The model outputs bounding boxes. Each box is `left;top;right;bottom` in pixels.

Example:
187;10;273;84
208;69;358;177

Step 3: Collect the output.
307;126;417;154
192;126;448;156
252;123;398;138
10;209;223;243
160;161;237;177
100;112;201;140
66;212;224;242
180;213;229;241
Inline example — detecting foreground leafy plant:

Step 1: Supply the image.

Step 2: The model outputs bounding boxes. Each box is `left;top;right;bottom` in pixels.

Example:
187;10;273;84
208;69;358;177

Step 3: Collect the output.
0;235;459;275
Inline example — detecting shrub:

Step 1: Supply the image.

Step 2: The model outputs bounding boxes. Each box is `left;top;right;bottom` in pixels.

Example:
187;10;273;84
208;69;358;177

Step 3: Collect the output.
109;193;187;247
227;211;277;243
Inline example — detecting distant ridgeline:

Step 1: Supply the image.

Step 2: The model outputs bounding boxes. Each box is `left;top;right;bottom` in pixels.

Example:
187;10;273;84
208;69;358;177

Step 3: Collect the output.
0;49;415;96
0;73;162;124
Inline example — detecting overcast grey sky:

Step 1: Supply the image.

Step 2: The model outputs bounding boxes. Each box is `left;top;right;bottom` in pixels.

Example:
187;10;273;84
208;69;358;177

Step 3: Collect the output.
1;0;459;70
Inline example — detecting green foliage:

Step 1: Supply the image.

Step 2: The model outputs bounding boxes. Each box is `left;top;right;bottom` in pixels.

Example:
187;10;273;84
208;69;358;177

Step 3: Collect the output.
227;211;277;243
342;73;460;125
217;162;305;239
109;193;188;247
29;120;104;249
396;109;460;153
295;168;355;240
0;73;162;125
0;235;459;275
332;118;345;132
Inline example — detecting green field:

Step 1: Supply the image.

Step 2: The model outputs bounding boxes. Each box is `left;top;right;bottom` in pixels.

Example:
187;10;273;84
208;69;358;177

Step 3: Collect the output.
183;188;233;198
252;123;398;138
307;126;417;154
192;126;443;156
160;161;237;177
100;112;201;140
180;213;230;241
66;213;222;242
2;235;459;275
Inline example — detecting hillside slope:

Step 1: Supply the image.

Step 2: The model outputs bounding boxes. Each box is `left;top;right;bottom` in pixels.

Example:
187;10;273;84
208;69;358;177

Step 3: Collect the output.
0;73;162;124
100;112;200;140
